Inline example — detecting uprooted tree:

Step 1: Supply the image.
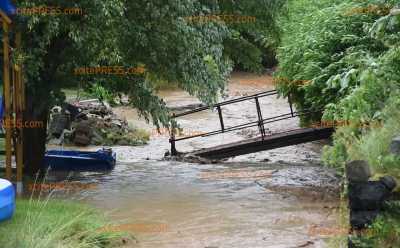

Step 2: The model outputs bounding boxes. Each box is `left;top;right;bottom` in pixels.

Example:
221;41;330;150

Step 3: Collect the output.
10;0;285;174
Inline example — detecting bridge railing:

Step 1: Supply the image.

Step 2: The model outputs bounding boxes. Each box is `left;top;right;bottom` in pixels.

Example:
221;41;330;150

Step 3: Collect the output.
169;89;321;155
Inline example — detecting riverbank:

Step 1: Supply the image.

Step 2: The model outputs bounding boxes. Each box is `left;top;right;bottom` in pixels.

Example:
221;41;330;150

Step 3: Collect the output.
0;198;130;248
276;0;400;246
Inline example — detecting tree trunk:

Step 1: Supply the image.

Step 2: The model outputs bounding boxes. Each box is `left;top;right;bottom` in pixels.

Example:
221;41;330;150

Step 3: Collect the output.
23;93;49;175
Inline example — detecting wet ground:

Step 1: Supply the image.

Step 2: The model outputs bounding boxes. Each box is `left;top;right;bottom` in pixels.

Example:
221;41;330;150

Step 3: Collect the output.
42;72;344;248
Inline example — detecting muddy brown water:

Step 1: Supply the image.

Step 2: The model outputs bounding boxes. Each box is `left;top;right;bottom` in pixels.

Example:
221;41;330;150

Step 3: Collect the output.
42;72;344;248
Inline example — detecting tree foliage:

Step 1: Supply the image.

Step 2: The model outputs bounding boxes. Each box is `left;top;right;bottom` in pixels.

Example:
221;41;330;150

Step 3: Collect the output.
4;0;284;173
12;0;284;127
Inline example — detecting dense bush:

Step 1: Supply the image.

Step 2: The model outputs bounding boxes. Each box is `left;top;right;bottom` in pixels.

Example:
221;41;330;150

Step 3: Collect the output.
276;0;400;124
276;0;400;245
276;0;400;169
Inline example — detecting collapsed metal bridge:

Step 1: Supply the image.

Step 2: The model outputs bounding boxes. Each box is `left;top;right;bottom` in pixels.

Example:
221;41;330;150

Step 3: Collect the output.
168;89;334;159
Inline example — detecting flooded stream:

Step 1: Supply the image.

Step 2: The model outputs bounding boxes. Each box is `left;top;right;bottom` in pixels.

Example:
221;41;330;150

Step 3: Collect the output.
43;72;343;248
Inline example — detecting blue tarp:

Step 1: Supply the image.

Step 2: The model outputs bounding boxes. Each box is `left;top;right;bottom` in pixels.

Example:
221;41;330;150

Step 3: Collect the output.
0;179;15;222
0;0;16;16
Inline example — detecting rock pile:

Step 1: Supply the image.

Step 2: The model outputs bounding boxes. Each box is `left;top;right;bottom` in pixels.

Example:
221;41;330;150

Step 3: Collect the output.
47;100;149;146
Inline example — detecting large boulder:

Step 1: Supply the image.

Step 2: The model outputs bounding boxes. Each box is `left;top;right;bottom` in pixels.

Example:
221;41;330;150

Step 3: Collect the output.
389;136;400;156
349;176;397;229
350;210;379;229
348;177;396;211
380;175;397;191
346;160;371;183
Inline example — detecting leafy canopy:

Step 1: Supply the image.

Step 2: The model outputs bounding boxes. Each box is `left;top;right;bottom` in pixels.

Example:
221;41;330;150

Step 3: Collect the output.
10;0;284;127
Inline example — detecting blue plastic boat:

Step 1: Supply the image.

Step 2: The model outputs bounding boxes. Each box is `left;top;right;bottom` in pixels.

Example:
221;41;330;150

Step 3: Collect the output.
43;148;116;171
0;179;15;222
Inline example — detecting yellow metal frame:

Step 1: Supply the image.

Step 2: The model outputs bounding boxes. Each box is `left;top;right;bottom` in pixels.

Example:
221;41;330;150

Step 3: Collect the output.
0;9;12;25
1;9;24;185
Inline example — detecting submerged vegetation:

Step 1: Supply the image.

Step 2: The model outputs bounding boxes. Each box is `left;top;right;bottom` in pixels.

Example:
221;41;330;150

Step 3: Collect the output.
276;0;400;246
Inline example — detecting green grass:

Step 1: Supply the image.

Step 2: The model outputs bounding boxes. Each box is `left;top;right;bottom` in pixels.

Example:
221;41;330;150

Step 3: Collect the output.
0;198;129;248
350;201;400;248
322;96;400;180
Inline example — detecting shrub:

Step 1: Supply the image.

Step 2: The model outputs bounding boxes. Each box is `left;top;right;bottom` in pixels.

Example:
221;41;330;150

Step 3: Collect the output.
276;0;400;171
276;0;400;125
0;198;126;248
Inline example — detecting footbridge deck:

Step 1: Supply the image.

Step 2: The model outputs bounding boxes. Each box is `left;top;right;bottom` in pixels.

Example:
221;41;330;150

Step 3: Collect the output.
168;89;334;159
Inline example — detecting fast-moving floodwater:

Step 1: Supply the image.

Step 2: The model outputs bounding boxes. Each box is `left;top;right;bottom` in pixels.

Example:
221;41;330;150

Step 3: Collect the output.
43;72;343;248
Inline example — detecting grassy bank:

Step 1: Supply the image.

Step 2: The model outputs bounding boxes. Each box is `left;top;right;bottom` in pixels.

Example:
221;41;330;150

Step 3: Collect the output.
0;198;128;248
350;201;400;247
276;0;400;246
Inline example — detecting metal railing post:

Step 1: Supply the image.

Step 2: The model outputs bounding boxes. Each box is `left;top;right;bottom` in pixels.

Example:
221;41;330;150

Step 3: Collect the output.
3;21;12;180
169;116;178;156
288;93;294;117
255;97;266;139
217;106;225;132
